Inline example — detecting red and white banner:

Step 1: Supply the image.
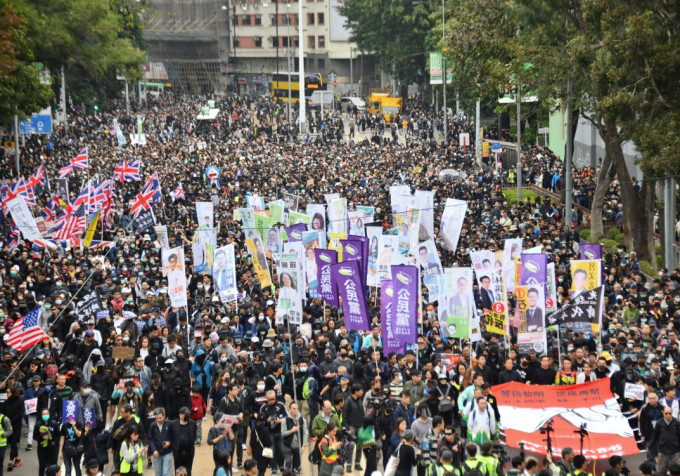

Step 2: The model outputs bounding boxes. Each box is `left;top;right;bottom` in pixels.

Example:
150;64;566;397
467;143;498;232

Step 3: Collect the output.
493;378;638;459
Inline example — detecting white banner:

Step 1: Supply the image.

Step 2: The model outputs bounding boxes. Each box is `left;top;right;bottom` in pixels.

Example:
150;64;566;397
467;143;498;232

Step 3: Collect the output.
162;246;188;307
439;198;467;252
7;197;41;241
277;252;303;325
196;202;214;229
214;245;238;303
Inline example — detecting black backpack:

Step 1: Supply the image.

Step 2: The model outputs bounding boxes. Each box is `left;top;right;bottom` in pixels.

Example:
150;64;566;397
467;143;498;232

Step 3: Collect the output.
462;460;485;476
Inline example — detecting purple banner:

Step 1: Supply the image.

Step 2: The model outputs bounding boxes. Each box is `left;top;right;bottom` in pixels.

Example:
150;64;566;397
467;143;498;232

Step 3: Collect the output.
315;249;338;307
330;260;371;331
62;400;80;423
580;243;603;261
520;253;548;286
82;407;97;428
341;238;367;287
285;223;308;242
391;265;419;343
381;280;406;355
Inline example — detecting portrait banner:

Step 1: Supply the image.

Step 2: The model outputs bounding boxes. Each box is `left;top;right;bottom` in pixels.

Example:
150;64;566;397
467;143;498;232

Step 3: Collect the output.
162;246;188;307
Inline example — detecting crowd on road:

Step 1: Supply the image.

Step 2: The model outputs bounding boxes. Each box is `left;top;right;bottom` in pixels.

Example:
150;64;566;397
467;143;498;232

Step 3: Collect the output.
0;92;674;476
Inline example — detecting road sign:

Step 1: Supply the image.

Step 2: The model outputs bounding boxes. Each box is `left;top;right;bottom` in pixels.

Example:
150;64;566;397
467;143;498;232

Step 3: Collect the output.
538;127;549;134
19;109;52;134
328;71;337;82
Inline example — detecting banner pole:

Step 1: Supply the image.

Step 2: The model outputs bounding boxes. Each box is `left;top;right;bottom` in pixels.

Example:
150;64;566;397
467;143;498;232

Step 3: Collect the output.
285;318;304;469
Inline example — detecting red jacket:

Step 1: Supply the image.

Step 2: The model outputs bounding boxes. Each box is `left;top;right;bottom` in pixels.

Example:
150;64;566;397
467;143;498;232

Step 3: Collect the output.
190;394;206;421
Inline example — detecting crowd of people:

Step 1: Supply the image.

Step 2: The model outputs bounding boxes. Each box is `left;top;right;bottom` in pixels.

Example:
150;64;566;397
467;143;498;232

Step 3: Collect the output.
0;91;673;476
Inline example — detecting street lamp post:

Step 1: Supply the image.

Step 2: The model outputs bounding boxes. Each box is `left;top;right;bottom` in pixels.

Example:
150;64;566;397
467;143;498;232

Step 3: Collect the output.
441;0;447;144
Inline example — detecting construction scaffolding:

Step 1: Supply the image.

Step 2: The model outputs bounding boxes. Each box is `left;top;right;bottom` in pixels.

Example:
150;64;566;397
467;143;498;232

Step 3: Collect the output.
143;0;231;95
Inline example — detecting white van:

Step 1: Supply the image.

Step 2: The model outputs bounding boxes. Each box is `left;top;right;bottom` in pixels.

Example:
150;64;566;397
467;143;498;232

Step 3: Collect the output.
340;97;366;112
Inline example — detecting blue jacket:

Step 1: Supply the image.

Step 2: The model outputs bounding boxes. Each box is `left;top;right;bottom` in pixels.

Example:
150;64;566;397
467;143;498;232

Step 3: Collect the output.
191;349;214;389
393;403;415;429
148;420;172;456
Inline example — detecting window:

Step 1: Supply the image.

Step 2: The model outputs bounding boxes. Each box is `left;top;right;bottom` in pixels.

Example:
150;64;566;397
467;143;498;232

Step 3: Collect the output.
233;38;240;47
293;36;299;47
317;13;324;24
241;15;251;25
318;35;325;48
271;37;279;47
308;35;315;48
254;15;262;25
253;37;262;47
270;14;277;25
317;58;325;69
281;14;295;26
282;37;289;47
307;13;315;25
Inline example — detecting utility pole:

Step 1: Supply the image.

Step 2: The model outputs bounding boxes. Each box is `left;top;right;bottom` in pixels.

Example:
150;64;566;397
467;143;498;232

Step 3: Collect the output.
565;77;573;228
60;65;68;133
665;178;677;270
441;0;447;144
350;46;353;95
298;0;305;134
475;99;481;163
13;115;20;176
516;81;522;200
125;78;130;116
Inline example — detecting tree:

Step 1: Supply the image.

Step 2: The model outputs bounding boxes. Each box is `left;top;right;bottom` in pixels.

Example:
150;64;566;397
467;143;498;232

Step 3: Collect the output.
0;0;53;124
340;0;434;94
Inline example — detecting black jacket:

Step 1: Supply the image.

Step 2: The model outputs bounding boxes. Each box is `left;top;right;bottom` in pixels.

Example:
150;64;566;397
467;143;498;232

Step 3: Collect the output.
650;417;680;454
639;403;662;441
343;395;365;430
169;419;197;457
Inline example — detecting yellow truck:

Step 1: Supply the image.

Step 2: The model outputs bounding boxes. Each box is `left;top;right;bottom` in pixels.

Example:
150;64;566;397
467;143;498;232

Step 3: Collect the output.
367;89;402;123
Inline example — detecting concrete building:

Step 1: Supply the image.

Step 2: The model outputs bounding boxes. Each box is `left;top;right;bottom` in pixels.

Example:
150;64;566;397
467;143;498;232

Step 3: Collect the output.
143;0;383;98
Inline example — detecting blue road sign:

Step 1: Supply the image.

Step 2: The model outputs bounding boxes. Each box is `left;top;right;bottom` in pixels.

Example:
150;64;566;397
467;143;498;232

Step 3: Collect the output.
19;114;52;134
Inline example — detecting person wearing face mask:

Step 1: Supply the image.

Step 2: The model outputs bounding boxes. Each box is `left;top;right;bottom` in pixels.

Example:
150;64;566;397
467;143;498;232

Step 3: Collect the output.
247;379;268;424
165;378;191;422
74;380;103;429
116;381;143;418
319;350;338;394
2;385;23;473
34;409;58;476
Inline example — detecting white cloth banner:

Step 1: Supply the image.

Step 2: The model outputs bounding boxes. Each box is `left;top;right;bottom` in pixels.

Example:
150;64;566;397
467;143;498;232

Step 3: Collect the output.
214;244;238;303
162;246;188;308
7;197;41;241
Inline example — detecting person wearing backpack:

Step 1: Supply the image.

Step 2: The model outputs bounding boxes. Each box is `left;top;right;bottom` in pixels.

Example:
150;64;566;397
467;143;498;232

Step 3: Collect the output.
303;365;323;430
357;415;377;476
394;430;420;476
427;449;460;476
460;443;487;476
281;401;308;475
465;398;498;445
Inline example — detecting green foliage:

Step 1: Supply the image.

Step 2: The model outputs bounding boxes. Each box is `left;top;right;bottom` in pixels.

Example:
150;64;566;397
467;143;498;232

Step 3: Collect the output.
340;0;433;85
502;188;537;205
601;239;619;255
640;260;656;276
579;229;591;242
0;0;53;123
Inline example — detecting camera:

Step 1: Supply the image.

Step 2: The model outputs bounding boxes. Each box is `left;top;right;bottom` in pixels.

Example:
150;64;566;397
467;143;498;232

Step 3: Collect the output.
492;443;510;463
621;460;630;476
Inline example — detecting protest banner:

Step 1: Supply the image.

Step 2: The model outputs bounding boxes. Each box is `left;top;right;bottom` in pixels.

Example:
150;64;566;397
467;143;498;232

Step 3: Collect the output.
245;237;272;288
213;245;238;303
161;246;188;307
62;400;80;423
391;265;419;343
75;289;104;320
132;207;156;234
439;268;474;339
330;260;370;331
380;280;406;355
276;252;303;325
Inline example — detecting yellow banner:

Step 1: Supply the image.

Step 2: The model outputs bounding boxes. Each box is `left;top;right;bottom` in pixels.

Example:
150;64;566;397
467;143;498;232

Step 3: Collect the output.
245;238;272;288
83;210;100;248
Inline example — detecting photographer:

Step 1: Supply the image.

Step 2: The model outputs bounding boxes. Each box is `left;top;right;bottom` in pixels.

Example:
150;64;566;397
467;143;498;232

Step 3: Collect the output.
342;384;365;473
555;447;575;476
258;390;286;475
479;441;502;476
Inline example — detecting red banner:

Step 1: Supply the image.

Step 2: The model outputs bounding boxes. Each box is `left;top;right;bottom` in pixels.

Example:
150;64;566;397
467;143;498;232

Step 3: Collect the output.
492;378;638;459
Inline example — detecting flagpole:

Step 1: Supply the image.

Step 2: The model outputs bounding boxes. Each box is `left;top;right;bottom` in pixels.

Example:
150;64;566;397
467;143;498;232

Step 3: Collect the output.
285;317;303;468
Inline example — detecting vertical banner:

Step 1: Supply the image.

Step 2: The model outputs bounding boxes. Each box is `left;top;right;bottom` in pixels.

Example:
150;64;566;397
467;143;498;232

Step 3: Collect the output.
580;243;603;261
315;249;338;307
268;200;286;226
303;232;322;299
54;178;69;201
439;198;467;252
307;204;327;233
570;259;603;334
7;197;41;241
381;280;406;355
520;253;548;287
341;238;367;287
377;235;399;282
470;250;494;286
546;263;557;315
162;247;188;307
277;253;303;325
516;285;548;354
413;239;443;276
265;225;283;254
366;227;382;287
484;270;507;335
253;211;271;243
391;265;419;343
245;238;272;288
213;245;238;303
328;197;348;235
331;260;370;331
154;225;169;250
503;238;523;292
415;190;434;241
196;202;214;229
194;229;216;273
348;210;366;236
440;268;474;339
238;208;256;238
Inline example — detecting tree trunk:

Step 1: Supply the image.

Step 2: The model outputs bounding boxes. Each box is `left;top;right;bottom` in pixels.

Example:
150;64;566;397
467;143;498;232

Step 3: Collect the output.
603;116;655;264
590;153;612;241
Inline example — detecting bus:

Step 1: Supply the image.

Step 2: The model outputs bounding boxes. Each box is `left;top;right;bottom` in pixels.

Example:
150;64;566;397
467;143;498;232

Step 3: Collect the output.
271;72;324;103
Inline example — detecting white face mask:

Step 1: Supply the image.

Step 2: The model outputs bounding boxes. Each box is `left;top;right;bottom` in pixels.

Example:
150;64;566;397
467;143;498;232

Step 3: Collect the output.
257;384;265;391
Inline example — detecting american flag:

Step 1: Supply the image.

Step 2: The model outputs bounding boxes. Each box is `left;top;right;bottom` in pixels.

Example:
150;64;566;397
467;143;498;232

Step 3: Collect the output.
141;172;162;205
51;188;89;235
6;307;49;352
172;183;184;200
114;161;141;182
28;164;46;189
71;148;89;170
54;200;87;241
59;162;74;178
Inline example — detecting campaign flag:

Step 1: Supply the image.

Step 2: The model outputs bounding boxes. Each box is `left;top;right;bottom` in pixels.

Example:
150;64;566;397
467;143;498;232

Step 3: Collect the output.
439;268;475;339
415;190;434;240
154;225;169;250
6;197;41;241
439;198;467;252
162;247;188;308
391;265;419;343
82;407;97;429
276;253;303;325
245;237;272;288
302;232;322;299
315;249;338;307
503;238;522;292
196;202;214;229
213;245;238;303
113;161;141;182
580;243;603;261
470;250;494;286
494;378;638;458
132;208;156;234
6;307;49;352
570;260;603;334
516;285;547;354
62;400;80;424
331;260;370;331
546;263;557;315
548;285;604;327
71;148;89;170
376;235;399;282
112;119;127;147
520;253;548;287
366;227;382;287
380;280;406;355
285;223;307;242
341;238;366;287
75;288;105;320
328;197;348;235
